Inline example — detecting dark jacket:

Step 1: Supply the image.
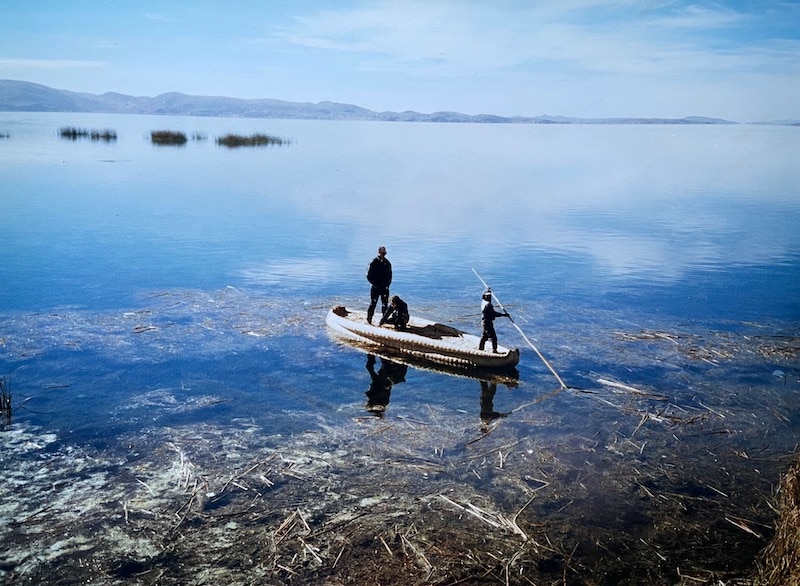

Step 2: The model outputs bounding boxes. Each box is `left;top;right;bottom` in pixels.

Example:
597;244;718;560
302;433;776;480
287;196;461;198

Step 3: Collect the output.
481;301;505;324
367;256;392;289
381;298;409;326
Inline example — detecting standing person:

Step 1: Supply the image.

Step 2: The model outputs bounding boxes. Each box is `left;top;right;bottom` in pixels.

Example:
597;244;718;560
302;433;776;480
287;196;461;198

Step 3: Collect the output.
379;295;409;330
366;246;392;324
479;288;509;353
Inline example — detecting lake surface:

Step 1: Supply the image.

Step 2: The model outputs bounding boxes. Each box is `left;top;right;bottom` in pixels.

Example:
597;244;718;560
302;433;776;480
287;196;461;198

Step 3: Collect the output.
1;112;799;584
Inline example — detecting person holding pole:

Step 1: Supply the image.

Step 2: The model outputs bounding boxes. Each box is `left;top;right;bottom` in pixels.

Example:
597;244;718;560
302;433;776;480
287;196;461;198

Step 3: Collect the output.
478;288;509;353
472;269;569;389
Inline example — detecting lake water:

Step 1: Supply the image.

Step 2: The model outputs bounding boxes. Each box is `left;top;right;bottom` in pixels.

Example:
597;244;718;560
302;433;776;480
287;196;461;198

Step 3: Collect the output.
1;112;799;584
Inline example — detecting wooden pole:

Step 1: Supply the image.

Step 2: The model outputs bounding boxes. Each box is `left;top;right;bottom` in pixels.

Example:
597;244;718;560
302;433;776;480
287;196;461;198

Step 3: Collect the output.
472;269;568;389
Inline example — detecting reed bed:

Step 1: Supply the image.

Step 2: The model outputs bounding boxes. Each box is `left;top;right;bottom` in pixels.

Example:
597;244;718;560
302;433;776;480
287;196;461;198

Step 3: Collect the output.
150;130;187;145
216;133;285;147
59;127;117;141
758;460;800;586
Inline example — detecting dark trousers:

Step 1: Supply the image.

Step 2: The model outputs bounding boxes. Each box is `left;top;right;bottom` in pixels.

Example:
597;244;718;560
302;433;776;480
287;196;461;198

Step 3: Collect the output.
368;286;389;323
479;322;497;352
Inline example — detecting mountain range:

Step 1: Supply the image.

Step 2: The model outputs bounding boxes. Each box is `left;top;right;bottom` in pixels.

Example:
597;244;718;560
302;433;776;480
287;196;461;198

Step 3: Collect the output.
0;79;777;125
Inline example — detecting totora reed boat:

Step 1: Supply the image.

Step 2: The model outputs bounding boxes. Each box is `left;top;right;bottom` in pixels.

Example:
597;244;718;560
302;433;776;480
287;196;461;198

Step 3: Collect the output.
326;306;520;369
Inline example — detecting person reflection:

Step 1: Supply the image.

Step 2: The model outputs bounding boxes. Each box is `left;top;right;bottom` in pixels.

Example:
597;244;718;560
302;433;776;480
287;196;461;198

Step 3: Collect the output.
480;380;510;431
365;354;407;417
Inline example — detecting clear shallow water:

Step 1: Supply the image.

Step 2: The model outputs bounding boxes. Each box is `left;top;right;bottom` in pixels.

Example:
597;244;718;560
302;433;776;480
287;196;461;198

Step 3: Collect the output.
1;113;799;583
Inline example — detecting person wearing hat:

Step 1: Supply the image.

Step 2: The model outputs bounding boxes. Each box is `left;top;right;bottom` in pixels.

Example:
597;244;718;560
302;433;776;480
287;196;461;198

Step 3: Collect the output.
366;246;392;324
478;288;509;353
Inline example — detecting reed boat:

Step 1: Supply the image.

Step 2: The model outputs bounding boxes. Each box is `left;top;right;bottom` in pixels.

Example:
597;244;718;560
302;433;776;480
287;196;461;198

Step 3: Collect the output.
326;306;520;369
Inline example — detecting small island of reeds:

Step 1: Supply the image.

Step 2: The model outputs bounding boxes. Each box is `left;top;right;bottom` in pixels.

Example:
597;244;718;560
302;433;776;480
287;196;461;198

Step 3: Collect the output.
59;127;117;141
216;133;286;148
150;130;188;146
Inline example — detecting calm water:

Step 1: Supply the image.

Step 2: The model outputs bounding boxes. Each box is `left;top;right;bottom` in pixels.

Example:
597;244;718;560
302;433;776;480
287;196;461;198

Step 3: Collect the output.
1;112;799;583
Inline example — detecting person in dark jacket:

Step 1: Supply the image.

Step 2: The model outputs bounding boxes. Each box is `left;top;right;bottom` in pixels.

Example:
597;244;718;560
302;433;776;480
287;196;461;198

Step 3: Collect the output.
380;295;409;330
366;246;392;324
478;288;509;352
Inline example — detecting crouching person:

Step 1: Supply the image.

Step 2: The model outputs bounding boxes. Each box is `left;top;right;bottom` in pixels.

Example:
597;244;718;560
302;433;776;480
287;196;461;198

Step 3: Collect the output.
380;295;409;330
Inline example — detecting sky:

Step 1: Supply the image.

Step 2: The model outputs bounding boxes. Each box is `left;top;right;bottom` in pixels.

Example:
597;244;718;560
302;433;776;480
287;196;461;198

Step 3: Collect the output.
1;1;798;121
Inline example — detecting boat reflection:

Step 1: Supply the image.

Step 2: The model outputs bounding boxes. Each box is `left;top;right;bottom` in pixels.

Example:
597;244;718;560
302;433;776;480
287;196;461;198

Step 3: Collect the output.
359;350;519;425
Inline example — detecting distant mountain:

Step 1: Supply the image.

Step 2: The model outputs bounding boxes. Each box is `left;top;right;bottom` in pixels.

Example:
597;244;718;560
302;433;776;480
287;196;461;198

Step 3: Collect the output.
0;79;740;125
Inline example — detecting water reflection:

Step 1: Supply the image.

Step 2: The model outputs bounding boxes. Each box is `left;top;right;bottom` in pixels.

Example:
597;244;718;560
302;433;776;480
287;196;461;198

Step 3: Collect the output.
358;349;522;429
479;380;510;430
364;354;407;417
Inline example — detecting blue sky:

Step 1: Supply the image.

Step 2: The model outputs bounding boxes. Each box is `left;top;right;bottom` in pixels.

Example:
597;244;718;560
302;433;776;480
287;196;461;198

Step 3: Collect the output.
1;1;798;121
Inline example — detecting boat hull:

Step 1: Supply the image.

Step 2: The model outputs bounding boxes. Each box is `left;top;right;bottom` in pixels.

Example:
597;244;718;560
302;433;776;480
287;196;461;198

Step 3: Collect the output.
326;306;520;369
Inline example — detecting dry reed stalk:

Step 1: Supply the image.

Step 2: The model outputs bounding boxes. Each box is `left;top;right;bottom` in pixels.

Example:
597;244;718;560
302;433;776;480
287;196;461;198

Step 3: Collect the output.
274;511;298;545
136;477;156;496
725;516;763;539
639;538;667;562
697;400;726;418
276;563;298;576
701;481;729;498
332;545;345;568
300;538;322;563
379;535;393;556
400;534;432;571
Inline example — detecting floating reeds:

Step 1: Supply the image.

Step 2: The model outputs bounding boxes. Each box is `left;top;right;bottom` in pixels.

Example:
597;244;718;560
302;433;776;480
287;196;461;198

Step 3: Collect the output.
215;133;286;148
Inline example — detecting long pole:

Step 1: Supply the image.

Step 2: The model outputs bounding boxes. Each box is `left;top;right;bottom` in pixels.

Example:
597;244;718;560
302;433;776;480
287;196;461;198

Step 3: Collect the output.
473;268;567;389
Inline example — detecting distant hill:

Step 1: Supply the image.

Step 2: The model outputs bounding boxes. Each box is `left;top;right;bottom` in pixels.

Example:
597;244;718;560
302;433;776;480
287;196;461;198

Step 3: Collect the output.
0;79;741;125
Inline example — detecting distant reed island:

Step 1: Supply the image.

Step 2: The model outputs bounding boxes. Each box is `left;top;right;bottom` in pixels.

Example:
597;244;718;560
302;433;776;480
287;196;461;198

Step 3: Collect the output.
216;133;286;147
150;130;189;145
59;127;117;141
27;126;291;148
150;130;287;147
